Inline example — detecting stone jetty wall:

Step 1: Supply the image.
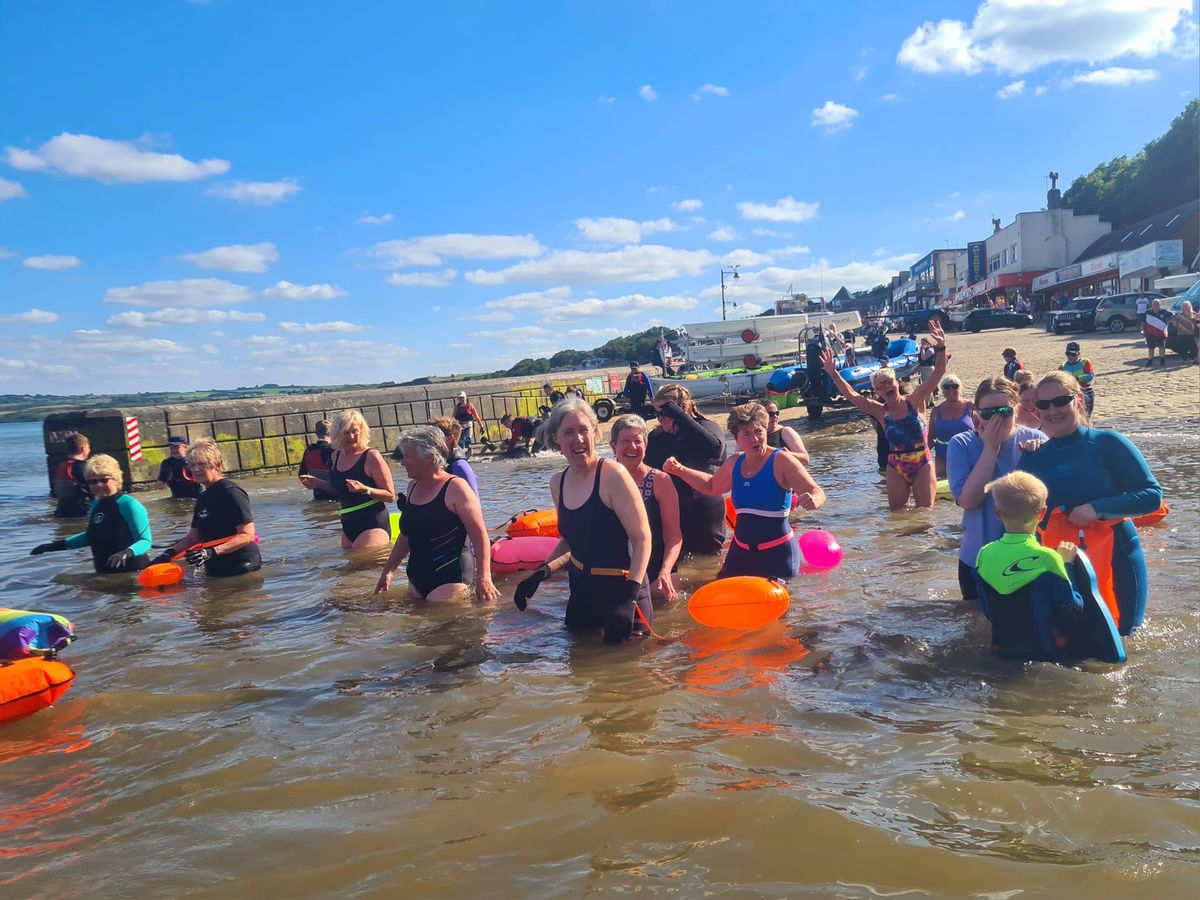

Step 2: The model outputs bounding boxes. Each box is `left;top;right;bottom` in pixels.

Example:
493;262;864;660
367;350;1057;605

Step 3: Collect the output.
41;365;650;493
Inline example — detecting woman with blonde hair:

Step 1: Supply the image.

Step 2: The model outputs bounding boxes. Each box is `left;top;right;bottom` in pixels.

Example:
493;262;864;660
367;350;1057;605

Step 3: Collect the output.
645;383;727;555
1018;371;1161;634
152;439;262;577
375;426;498;602
1167;299;1197;361
665;402;825;581
31;454;153;573
820;321;948;510
510;398;652;644
929;373;972;478
302;409;396;550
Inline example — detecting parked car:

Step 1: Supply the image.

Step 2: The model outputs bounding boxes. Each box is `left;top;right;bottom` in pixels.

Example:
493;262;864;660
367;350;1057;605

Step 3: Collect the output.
1094;291;1165;333
1169;278;1200;314
1046;297;1101;334
962;308;1035;332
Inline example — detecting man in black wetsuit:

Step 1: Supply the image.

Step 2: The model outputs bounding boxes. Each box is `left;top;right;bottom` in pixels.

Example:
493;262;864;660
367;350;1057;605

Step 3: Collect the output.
624;361;654;417
157;436;203;499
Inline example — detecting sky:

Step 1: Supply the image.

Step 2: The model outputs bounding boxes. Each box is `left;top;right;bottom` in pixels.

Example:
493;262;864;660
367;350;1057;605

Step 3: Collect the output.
1;0;1197;394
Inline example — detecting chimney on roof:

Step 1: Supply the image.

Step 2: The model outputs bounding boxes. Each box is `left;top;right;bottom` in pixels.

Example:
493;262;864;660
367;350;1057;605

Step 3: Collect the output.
992;217;1002;233
1047;170;1061;209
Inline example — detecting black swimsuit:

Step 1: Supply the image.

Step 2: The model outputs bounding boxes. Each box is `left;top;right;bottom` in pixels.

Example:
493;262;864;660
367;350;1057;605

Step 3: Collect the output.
329;450;389;542
555;461;652;635
400;478;468;596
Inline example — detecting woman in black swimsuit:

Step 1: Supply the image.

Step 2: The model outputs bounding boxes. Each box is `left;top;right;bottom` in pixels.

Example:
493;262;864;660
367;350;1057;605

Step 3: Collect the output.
511;398;652;643
301;409;396;551
374;426;499;602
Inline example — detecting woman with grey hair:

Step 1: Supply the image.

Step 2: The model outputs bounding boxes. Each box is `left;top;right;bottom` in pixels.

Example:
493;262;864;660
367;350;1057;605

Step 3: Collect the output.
510;398;653;643
375;426;498;602
302;409;396;551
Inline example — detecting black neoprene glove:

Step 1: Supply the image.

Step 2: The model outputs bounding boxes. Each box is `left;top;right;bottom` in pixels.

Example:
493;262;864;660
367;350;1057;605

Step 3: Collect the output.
106;548;134;570
513;564;551;611
151;550;174;565
657;400;685;421
395;491;407;510
30;540;67;556
186;547;216;567
603;580;642;644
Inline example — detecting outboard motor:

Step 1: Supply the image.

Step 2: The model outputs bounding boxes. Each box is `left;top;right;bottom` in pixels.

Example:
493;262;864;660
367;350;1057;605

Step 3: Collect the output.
805;334;827;401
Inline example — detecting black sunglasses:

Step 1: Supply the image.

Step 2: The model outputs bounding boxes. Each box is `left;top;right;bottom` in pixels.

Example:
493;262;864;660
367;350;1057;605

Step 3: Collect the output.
978;406;1014;421
1035;395;1075;411
86;477;114;485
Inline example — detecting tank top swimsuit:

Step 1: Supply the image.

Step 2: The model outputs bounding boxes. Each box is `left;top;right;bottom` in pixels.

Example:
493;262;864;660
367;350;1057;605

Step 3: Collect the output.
933;402;973;460
720;449;799;581
399;478;468;596
765;429;785;449
555;460;652;633
329;450;389;541
883;400;931;484
638;468;671;578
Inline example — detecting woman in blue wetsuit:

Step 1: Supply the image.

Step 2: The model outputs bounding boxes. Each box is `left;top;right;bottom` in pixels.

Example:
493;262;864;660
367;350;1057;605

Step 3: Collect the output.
375;426;498;602
31;454;152;572
820;320;948;510
510;398;652;644
665;402;826;581
302;410;396;551
1019;371;1162;635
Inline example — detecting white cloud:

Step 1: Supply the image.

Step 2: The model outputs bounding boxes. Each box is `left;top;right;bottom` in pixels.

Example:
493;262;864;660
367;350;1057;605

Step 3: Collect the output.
575;216;678;243
877;93;901;102
207;178;301;205
260;281;347;301
0;357;76;378
598;95;616;104
672;198;703;212
997;80;1025;99
465;310;516;323
724;249;774;267
365;233;544;267
482;286;698;322
1068;67;1160;86
737;196;820;223
67;329;186;354
179;241;278;273
279;321;366;333
106;308;266;328
22;254;80;270
0;246;17;259
104;277;254;307
752;227;791;237
4;133;229;183
945;210;966;221
698;83;730;97
773;245;812;256
897;0;1193;76
852;65;869;81
566;327;623;339
639;84;658;101
245;334;287;346
357;212;394;225
708;225;739;242
0;177;28;200
469;325;555;343
1035;85;1050;95
386;269;457;287
465;244;715;286
811;100;859;134
0;308;58;324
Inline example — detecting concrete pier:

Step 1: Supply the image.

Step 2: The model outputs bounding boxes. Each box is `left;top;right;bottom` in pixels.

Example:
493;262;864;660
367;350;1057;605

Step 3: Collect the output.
41;366;645;493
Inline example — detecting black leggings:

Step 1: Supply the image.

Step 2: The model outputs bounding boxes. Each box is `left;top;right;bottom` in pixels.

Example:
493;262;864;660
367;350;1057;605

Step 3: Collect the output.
958;559;979;602
564;568;652;641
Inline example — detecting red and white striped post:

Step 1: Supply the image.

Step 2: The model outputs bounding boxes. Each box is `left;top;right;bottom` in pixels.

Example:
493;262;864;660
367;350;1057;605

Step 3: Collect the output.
125;416;143;461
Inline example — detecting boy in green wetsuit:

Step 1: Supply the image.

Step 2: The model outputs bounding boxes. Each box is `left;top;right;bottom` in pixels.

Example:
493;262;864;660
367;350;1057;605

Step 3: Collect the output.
974;471;1084;661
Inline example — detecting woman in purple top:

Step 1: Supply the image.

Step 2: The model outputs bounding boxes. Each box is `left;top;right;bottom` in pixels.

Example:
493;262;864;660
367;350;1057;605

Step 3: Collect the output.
930;374;974;478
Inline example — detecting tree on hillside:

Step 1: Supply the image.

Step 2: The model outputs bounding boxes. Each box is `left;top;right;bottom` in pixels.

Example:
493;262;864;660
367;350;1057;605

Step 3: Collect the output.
1064;100;1199;227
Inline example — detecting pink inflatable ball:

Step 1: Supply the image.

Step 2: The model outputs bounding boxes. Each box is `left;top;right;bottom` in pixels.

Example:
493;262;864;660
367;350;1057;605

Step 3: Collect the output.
798;530;843;569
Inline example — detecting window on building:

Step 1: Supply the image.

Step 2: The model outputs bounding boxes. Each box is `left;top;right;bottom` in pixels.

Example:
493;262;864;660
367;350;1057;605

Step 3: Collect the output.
1011;244;1018;263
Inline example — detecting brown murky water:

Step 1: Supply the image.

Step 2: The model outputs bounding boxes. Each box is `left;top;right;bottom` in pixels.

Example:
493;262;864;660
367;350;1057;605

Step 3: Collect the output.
2;417;1197;897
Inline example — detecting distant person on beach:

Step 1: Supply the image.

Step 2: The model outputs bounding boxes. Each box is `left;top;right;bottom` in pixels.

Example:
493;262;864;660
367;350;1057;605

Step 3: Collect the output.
664;402;825;581
500;414;544;454
301;410;396;551
374;426;498;602
32;454;152;573
821;321;948;510
1001;348;1024;381
150;438;262;577
946;376;1045;601
452;391;486;451
52;433;92;518
157;436;203;499
624;362;654;417
1167;300;1197;361
1059;342;1096;414
1143;298;1169;367
298;420;336;500
916;338;936;386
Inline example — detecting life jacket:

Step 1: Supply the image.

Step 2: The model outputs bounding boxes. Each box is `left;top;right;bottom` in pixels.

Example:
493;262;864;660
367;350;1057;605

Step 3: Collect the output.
52;458;88;501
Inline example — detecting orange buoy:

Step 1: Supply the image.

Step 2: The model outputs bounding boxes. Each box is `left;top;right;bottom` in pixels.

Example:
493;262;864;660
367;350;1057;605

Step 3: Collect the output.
688;576;791;630
0;658;75;723
1132;502;1169;528
740;328;757;343
137;562;184;589
506;509;559;539
492;536;561;574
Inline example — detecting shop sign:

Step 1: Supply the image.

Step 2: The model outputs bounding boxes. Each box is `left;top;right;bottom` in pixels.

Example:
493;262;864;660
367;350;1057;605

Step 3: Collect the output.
967;241;986;283
1119;240;1184;277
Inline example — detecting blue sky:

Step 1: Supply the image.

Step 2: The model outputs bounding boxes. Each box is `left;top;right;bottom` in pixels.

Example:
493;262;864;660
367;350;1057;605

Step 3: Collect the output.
2;0;1196;393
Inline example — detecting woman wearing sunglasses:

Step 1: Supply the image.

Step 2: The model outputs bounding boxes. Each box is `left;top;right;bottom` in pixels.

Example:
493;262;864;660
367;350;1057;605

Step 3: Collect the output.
946;377;1045;601
1018;372;1161;634
930;374;972;478
819;321;948;510
29;454;153;573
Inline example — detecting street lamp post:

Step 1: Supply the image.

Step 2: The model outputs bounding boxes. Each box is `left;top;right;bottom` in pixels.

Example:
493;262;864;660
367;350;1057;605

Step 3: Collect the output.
720;265;740;321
